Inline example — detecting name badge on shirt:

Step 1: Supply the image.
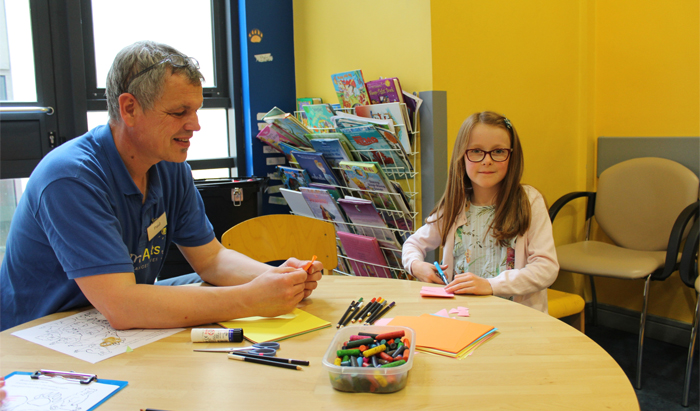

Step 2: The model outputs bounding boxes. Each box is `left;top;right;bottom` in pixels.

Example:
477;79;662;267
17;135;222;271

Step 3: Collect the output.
147;212;167;241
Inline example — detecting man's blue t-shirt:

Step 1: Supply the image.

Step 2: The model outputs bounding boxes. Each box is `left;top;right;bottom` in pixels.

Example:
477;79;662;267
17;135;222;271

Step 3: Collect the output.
0;124;215;331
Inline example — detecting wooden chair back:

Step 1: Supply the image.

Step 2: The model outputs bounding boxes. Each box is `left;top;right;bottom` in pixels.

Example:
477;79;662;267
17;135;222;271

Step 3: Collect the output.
221;214;338;273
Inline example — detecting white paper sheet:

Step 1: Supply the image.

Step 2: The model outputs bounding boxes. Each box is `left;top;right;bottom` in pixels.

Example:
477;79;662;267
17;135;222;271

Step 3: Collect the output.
0;373;120;411
12;309;184;363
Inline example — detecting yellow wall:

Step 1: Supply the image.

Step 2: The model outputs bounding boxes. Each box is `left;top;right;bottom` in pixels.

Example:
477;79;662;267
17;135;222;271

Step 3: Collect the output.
429;0;597;308
591;0;700;324
596;0;700;137
292;0;433;221
293;0;699;324
292;0;433;101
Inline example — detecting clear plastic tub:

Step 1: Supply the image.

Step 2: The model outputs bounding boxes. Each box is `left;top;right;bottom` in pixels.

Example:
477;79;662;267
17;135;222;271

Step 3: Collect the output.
321;325;415;393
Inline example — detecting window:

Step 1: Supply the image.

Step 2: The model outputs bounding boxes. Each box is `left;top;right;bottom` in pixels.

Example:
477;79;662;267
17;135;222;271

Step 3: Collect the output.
0;0;37;103
0;0;56;256
0;0;243;259
82;0;238;179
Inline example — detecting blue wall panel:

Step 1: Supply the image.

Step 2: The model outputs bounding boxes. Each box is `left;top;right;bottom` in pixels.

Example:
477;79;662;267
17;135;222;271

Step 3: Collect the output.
239;0;295;214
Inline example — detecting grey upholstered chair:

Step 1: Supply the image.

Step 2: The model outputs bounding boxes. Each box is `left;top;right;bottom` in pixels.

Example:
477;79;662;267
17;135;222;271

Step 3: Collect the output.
549;157;699;389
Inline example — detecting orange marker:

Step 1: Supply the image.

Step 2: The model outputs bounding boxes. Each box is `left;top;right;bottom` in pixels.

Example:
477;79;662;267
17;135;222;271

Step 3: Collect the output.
302;255;317;273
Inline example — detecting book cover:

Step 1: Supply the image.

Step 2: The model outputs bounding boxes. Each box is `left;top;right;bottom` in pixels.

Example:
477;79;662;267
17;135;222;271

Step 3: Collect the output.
337;197;401;250
306;132;361;161
263;107;313;147
338;161;413;231
309;183;342;201
280;188;315;218
302;103;336;131
278;142;313;164
355;102;412;153
331;111;394;133
256;123;299;153
383;248;405;274
296;97;323;127
309;138;353;168
277;165;311;191
219;308;331;343
292;150;342;186
299;187;350;233
338;125;413;178
330;69;370;108
402;91;423;131
337;231;392;278
365;77;404;104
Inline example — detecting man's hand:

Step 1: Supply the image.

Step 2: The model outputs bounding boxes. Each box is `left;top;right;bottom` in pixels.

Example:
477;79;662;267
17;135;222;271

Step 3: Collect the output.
280;257;323;299
411;261;448;284
243;266;308;316
445;272;493;295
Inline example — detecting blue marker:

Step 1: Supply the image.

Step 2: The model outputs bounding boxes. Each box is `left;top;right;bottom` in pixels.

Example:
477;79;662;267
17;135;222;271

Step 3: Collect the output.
433;262;448;285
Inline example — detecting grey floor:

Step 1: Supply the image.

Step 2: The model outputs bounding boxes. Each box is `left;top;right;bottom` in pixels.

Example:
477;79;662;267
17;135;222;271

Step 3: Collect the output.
586;324;699;410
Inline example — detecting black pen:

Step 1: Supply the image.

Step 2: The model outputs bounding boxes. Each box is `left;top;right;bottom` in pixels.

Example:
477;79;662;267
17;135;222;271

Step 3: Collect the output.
357;298;379;323
363;299;385;323
367;301;395;325
228;354;302;370
351;297;375;323
233;351;309;366
336;299;358;328
340;301;362;327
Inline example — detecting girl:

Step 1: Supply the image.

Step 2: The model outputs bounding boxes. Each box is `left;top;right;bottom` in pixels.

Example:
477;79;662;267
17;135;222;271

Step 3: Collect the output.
402;111;558;312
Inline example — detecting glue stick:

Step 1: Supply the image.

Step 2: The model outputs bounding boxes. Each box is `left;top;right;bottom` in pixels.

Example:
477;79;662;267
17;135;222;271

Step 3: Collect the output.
191;328;244;343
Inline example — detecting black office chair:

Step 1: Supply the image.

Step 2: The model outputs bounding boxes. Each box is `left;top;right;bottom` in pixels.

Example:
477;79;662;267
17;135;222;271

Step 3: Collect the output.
680;217;699;407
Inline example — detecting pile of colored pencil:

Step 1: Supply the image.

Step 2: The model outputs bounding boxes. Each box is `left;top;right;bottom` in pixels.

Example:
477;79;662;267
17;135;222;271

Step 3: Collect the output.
336;297;395;328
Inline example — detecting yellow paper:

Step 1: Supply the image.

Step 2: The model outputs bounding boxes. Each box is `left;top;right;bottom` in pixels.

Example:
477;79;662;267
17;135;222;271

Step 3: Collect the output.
219;308;331;343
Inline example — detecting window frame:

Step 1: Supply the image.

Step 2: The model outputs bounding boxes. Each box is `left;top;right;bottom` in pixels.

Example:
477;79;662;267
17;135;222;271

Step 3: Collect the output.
0;0;59;179
80;0;231;111
0;0;244;179
78;0;244;174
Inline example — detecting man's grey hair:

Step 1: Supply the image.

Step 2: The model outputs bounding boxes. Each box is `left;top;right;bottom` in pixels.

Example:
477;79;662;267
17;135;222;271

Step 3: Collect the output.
106;40;204;123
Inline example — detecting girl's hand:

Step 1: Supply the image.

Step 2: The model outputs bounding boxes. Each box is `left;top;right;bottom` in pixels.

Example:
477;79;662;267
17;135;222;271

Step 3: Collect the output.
411;261;448;284
0;377;5;404
445;272;493;295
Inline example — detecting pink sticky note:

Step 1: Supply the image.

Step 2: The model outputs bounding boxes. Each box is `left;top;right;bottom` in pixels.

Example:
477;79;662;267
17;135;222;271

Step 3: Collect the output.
433;309;450;317
373;318;393;326
449;307;470;316
420;286;455;298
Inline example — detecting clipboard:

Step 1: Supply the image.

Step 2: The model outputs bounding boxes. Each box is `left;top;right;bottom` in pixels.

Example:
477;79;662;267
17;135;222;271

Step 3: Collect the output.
3;370;128;411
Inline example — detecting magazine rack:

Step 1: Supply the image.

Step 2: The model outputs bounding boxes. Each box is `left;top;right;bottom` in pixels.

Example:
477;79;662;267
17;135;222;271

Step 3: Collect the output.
292;106;419;280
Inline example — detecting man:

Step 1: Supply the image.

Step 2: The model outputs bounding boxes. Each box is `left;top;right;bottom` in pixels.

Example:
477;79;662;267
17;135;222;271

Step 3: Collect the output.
0;41;322;331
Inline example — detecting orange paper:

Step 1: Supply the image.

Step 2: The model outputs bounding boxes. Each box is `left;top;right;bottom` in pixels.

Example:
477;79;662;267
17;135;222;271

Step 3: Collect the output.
388;314;494;354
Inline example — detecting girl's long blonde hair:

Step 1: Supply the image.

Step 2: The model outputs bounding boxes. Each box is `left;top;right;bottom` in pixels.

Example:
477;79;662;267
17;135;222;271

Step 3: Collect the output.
430;111;531;246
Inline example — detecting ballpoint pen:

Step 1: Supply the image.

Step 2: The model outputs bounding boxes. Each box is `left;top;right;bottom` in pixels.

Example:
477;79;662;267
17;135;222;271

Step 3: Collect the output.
434;261;448;285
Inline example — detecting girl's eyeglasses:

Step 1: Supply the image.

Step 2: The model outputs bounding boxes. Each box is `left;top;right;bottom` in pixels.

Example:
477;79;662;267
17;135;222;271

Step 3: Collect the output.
124;54;199;91
465;148;512;163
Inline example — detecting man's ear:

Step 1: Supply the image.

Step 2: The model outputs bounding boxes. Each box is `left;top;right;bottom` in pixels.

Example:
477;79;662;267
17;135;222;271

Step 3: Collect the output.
118;93;140;127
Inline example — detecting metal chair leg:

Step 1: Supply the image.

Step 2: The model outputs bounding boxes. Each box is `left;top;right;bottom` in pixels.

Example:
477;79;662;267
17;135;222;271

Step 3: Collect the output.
590;276;598;326
636;275;651;390
683;293;699;407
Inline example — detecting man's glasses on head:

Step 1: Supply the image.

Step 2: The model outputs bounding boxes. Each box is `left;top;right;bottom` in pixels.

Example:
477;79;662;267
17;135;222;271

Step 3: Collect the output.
465;148;513;163
124;54;199;92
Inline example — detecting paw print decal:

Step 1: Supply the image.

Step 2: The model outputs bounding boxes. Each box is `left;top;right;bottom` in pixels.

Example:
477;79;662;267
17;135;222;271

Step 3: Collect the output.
249;29;263;43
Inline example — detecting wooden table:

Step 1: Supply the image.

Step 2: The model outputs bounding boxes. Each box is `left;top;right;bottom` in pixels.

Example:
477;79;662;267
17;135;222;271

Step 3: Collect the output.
1;276;639;410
